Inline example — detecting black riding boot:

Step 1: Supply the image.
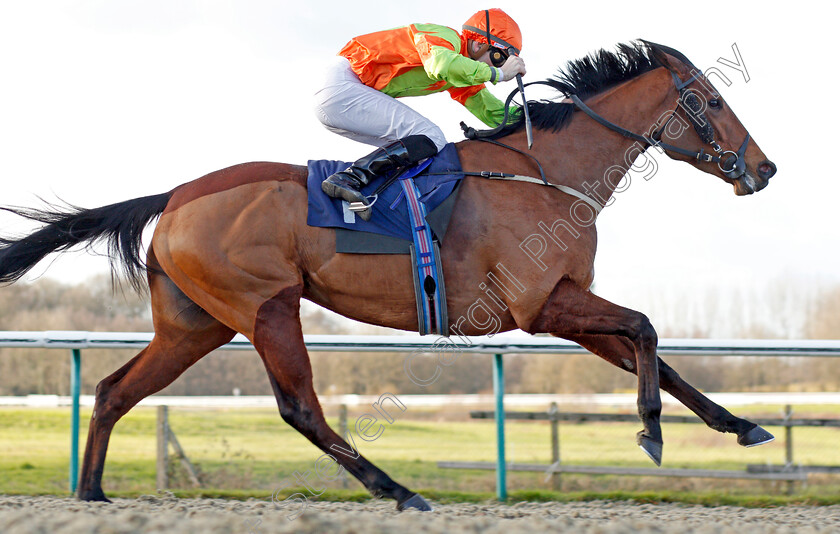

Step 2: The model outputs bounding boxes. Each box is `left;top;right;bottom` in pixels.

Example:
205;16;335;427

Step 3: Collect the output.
321;135;438;221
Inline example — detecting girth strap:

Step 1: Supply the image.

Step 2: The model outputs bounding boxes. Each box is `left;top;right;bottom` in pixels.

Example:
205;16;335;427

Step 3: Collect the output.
475;138;548;184
483;173;604;214
421;170;603;214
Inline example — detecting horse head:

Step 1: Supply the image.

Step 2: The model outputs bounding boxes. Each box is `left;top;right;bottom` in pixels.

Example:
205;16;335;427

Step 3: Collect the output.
643;41;777;195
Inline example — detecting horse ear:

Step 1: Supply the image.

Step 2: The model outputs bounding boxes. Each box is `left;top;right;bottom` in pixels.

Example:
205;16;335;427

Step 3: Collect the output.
640;40;685;74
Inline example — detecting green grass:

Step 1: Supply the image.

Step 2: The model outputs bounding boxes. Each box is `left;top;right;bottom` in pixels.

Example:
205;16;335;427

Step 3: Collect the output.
1;406;839;503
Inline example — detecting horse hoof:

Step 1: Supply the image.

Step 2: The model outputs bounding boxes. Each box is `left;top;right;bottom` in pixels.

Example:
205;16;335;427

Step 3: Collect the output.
78;489;112;503
397;493;433;512
637;434;663;466
738;425;775;447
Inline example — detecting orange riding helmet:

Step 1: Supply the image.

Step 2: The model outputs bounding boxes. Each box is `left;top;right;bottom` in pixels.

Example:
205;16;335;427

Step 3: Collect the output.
462;8;523;55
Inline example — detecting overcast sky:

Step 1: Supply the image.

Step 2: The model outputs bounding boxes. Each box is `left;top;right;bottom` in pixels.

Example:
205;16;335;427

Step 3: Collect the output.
1;1;837;334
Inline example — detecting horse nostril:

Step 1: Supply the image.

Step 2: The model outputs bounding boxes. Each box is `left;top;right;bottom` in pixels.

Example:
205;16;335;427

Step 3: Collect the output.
757;160;776;180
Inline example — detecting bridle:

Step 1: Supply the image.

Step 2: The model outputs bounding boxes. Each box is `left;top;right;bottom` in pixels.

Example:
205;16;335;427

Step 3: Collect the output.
463;48;753;181
569;67;751;180
658;70;750;178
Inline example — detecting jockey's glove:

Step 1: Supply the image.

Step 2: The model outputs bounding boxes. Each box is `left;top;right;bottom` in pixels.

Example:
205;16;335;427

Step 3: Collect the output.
500;55;527;81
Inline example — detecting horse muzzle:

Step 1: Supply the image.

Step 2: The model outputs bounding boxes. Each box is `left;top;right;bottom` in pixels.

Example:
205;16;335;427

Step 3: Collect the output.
732;160;776;195
733;174;758;195
720;133;776;194
721;149;753;195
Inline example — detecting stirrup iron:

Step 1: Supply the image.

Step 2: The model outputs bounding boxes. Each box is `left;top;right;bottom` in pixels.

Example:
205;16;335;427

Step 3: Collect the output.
348;194;378;212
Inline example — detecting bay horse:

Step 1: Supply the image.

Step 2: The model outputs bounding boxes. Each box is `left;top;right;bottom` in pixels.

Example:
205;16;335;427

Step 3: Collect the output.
0;41;777;510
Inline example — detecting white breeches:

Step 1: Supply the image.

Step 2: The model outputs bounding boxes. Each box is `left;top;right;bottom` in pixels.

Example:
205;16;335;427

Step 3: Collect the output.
313;56;448;151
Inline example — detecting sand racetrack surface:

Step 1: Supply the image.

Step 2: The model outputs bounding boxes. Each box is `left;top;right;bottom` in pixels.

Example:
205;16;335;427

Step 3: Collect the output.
1;495;838;533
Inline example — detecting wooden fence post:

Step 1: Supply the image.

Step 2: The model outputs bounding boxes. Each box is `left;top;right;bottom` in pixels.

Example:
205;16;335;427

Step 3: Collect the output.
784;404;794;495
549;402;561;490
157;406;169;491
784;404;793;467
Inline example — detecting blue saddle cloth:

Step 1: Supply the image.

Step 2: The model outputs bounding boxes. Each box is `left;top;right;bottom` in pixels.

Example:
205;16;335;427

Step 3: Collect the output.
306;143;462;242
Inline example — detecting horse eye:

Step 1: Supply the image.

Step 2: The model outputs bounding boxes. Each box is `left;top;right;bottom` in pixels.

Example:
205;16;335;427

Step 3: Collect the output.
709;98;722;109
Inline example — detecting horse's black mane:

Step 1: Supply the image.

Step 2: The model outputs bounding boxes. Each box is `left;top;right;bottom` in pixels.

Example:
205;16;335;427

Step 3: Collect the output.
493;40;666;137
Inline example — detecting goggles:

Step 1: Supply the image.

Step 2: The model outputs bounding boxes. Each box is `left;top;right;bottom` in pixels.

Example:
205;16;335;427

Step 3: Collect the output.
489;46;510;68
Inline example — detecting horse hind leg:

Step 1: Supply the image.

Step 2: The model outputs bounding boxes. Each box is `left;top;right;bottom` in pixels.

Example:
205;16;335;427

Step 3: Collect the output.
77;261;235;502
561;334;775;447
253;284;432;511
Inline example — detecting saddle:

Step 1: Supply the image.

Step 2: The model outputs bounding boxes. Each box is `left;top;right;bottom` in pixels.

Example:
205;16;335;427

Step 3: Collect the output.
306;143;463;252
306;143;464;335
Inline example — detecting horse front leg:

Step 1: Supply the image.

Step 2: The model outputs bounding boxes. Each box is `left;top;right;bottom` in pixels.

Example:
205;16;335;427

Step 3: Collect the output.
253;285;432;511
561;334;774;447
528;277;664;465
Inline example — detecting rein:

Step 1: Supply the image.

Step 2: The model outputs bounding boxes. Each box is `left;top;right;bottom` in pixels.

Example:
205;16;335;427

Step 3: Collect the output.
368;54;757;218
563;70;751;179
568;74;724;163
569;71;751;178
456;86;605;214
461;62;753;189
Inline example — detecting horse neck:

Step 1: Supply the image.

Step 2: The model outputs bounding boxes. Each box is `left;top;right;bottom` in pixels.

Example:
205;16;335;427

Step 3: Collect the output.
540;67;677;205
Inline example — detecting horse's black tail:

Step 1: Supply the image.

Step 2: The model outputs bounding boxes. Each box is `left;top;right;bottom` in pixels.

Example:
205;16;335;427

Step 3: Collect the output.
0;192;172;292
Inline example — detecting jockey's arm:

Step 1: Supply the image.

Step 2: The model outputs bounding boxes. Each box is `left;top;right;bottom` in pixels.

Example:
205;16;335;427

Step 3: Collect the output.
448;85;520;128
414;25;520;128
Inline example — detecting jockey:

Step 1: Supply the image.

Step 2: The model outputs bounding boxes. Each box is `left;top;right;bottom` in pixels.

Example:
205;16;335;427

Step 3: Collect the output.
314;8;526;220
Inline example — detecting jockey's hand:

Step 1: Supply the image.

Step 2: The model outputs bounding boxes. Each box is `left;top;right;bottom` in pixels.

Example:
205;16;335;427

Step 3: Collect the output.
501;55;526;81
